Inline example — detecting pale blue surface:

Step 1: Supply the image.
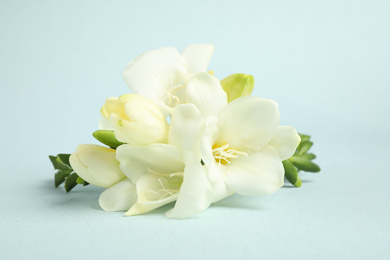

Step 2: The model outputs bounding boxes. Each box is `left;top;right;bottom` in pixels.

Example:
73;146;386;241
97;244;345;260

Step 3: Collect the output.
0;0;389;259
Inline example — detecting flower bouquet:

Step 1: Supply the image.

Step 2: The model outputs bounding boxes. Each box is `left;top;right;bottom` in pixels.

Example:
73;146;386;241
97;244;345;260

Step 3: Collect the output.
49;44;320;219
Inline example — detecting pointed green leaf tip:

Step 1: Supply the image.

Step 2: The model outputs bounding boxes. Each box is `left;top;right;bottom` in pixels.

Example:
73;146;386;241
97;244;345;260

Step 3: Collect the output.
220;73;255;103
93;130;124;149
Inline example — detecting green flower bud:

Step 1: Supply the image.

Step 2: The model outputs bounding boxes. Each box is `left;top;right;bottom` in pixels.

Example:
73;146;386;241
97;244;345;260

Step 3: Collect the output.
93;130;124;149
220;73;255;102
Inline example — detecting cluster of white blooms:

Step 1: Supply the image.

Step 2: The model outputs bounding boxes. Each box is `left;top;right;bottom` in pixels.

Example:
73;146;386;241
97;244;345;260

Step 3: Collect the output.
69;44;301;219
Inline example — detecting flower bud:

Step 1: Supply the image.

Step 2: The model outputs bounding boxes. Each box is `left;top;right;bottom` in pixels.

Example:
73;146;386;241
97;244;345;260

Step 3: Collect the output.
101;94;169;145
220;73;255;102
69;144;126;187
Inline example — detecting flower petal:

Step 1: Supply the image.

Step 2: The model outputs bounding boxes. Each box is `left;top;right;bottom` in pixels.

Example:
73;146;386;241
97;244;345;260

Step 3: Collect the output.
116;143;184;184
181;44;215;73
217;96;280;150
169;104;205;155
122;47;188;115
69;144;125;188
269;126;301;160
99;178;137;212
98;116;113;130
184;73;228;118
125;173;179;216
206;162;234;203
226;145;284;196
165;152;213;219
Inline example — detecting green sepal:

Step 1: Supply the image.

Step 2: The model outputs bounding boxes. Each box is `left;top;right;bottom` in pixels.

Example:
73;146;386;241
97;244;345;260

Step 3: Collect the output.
93;130;124;149
282;160;301;187
289;156;321;172
64;172;79;192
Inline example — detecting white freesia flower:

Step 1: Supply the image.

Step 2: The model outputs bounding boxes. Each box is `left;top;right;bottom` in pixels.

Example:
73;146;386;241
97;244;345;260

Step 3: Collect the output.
122;44;215;116
69;144;137;212
100;94;169;145
178;72;301;202
116;104;213;219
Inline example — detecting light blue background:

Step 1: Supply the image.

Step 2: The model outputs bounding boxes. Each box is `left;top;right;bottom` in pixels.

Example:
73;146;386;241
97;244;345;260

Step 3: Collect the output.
0;0;389;259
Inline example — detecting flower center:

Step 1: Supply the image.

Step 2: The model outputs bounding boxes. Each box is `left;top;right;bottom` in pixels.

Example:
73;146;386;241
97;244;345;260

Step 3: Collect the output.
165;84;186;108
212;143;248;165
147;167;183;200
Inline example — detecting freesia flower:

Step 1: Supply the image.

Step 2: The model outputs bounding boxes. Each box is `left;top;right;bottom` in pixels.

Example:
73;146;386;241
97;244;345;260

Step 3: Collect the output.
115;104;213;219
176;72;301;203
69;144;137;211
122;44;215;116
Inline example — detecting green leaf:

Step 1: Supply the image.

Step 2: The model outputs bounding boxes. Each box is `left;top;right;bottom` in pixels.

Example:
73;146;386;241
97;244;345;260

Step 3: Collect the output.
283;160;301;187
64;172;79;192
289;156;321;172
93;130;124;149
299;141;313;155
57;154;71;168
300;153;316;160
54;170;71;187
49;155;71;171
49;153;90;192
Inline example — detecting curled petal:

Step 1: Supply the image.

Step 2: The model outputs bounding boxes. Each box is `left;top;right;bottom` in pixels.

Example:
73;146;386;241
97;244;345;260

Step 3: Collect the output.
69;144;125;188
165;152;213;219
99;178;137;212
125;173;179;216
205;162;234;203
226;145;284;196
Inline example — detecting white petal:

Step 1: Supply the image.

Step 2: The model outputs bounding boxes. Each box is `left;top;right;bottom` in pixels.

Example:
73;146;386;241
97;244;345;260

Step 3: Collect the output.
98;116;113;130
69;144;125;188
169;104;205;155
165;152;213;219
217;96;280;150
125;173;179;216
184;73;228;118
199;117;219;166
269;126;301;160
116;143;184;184
122;47;188;113
202;161;233;203
99;179;137;212
181;44;215;73
226;145;284;196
